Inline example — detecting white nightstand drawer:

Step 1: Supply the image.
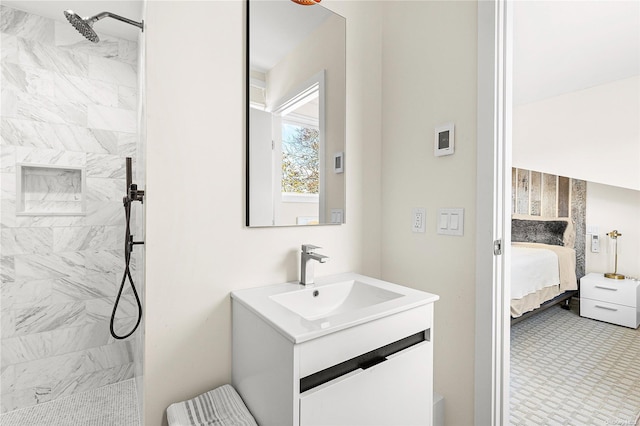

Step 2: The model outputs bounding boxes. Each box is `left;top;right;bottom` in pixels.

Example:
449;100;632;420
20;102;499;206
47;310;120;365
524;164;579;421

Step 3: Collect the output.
580;298;639;329
581;278;637;307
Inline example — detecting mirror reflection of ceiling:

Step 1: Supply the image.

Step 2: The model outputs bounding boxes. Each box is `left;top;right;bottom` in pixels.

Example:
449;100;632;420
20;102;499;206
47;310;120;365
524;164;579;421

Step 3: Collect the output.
250;0;333;73
513;1;640;106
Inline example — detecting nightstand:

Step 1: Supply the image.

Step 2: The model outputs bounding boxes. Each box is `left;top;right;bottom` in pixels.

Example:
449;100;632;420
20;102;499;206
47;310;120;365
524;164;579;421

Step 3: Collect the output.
580;273;640;328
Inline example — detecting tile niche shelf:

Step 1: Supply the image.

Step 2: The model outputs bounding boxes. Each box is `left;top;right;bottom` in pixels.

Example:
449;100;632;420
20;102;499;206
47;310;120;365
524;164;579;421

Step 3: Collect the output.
16;163;87;216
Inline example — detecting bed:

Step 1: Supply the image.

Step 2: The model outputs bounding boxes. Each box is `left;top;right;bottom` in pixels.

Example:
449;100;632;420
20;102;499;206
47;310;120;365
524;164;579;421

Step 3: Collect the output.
510;215;580;323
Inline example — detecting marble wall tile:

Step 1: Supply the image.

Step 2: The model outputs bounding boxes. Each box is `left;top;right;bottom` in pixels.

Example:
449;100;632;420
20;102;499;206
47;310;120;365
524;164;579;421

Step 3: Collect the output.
1;172;15;199
14;214;85;228
1;278;53;309
1;332;51;366
85;249;126;275
86;177;124;202
86;153;126;179
1;255;15;282
54;73;119;107
86;201;124;227
1;62;55;99
13;301;86;336
89;56;136;88
86;297;137;324
54;22;119;60
15;146;86;166
22;167;82;203
87;104;136;133
118;86;137;110
1;365;15;393
1;309;15;338
118;132;138;157
52;225;122;252
52;273;117;304
118;40;138;65
15;92;87;126
1;118;114;154
1;385;54;413
0;199;16;228
1;228;54;255
50;323;110;356
1;86;17;117
89;129;119;154
13;342;132;389
0;145;16;172
14;251;86;281
1;33;18;63
0;5;142;412
48;362;134;402
17;38;89;77
0;6;54;44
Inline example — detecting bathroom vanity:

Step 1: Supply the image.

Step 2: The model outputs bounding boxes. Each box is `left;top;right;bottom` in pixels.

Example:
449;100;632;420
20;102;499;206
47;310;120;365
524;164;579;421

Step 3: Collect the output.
231;273;439;426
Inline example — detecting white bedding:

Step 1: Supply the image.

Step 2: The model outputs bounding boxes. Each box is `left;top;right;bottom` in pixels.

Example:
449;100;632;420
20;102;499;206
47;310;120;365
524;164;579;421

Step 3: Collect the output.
511;245;560;299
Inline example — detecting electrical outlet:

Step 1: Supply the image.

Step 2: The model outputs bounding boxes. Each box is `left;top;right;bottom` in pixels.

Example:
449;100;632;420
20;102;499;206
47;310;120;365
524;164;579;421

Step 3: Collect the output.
412;208;425;233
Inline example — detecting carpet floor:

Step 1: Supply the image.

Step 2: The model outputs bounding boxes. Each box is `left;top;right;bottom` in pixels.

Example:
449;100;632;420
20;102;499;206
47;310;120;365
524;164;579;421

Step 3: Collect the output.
511;304;640;425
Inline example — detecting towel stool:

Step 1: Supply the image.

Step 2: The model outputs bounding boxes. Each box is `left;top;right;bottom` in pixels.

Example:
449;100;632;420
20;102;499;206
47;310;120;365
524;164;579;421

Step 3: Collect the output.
166;384;257;426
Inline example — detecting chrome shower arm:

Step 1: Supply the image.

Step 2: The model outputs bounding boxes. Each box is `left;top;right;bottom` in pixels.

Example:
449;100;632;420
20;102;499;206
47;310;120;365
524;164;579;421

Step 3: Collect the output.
88;11;144;31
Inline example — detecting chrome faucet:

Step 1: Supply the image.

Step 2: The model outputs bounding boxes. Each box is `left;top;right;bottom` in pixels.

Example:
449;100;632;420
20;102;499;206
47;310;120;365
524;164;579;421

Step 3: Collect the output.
300;244;329;285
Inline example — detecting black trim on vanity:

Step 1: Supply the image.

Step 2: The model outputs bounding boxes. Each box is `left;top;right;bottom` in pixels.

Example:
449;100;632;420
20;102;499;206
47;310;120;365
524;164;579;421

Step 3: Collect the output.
299;330;428;393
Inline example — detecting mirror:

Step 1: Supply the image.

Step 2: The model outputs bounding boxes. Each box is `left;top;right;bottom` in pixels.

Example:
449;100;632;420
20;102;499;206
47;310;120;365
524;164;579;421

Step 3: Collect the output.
247;0;346;227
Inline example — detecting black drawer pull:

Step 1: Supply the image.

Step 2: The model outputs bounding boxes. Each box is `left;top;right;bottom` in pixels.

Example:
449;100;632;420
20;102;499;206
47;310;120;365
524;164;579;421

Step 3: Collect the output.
595;305;618;312
359;356;387;370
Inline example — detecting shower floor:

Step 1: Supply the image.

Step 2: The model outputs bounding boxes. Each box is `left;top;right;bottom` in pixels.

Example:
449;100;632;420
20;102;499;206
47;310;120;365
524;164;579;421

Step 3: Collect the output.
0;379;140;426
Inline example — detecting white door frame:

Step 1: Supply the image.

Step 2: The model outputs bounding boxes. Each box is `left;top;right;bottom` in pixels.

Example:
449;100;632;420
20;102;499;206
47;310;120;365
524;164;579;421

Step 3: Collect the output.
475;0;512;424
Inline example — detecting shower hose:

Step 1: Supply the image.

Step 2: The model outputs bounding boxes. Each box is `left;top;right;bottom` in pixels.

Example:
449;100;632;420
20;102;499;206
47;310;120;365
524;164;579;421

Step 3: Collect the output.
110;197;143;340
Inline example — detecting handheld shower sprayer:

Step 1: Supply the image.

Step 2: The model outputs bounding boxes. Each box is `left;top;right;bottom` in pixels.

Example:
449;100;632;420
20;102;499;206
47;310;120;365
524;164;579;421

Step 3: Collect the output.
64;9;144;43
110;157;145;340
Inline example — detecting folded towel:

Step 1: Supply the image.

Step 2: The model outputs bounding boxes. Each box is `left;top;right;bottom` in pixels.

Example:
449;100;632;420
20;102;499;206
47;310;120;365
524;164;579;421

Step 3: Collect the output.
166;384;257;426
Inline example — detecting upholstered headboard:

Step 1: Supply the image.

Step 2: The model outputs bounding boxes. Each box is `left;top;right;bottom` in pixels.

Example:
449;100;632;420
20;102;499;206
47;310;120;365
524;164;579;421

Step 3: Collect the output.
511;168;586;279
511;215;575;248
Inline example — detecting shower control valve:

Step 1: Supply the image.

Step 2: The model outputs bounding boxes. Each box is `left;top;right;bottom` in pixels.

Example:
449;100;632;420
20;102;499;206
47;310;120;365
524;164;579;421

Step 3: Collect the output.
128;184;145;204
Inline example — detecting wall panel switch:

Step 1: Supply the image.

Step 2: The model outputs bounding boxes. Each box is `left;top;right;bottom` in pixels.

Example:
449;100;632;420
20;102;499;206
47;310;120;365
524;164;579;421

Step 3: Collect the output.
591;234;600;253
437;208;464;236
412;208;426;233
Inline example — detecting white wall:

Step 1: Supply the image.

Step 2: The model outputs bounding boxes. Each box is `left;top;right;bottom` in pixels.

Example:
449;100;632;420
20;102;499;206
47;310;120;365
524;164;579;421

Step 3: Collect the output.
586;182;640;279
380;2;478;425
513;76;640;191
143;1;382;425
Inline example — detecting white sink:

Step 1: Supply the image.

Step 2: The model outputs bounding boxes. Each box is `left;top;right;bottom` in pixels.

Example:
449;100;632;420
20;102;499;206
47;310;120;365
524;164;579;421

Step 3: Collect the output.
231;272;439;343
270;280;403;321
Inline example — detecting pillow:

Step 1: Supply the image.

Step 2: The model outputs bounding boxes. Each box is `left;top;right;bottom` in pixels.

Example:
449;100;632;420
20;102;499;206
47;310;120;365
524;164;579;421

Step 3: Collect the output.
511;214;575;248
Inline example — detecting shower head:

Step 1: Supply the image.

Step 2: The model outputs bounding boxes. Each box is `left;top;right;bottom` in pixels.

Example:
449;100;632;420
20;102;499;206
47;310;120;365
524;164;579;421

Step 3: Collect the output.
64;10;99;43
63;10;144;43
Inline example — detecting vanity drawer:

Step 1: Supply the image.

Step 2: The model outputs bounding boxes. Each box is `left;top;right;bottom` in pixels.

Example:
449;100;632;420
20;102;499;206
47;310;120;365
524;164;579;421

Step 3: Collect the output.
299;341;432;426
581;276;637;307
298;304;432;377
580;298;639;329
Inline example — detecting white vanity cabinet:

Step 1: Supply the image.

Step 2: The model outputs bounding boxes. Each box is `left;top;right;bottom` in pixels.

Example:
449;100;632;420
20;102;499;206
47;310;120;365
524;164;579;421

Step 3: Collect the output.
231;275;438;426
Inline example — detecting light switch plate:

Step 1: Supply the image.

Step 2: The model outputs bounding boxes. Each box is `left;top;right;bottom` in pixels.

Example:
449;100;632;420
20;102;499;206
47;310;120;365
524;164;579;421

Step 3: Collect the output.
437;208;464;236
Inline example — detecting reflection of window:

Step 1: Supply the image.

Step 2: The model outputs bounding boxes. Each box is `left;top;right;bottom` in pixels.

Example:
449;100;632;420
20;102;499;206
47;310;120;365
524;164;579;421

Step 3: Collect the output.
282;120;319;195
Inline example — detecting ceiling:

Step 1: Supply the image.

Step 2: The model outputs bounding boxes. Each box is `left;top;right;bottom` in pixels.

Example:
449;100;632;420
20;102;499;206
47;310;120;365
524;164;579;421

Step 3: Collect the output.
3;0;144;41
513;0;640;105
250;0;334;73
5;0;637;104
